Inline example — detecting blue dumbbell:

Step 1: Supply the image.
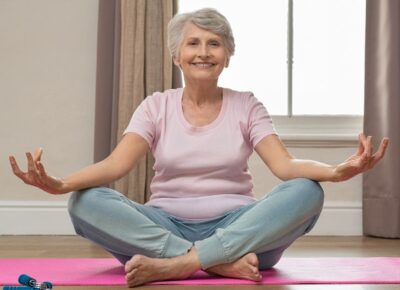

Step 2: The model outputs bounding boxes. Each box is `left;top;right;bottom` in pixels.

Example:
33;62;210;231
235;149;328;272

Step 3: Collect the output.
18;274;53;289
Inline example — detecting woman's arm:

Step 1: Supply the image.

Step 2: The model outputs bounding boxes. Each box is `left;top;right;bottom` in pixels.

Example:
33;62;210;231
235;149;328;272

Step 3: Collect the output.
62;133;149;191
255;133;389;182
9;133;149;194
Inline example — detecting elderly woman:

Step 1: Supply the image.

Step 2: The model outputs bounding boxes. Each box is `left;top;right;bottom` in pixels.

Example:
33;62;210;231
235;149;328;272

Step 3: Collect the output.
10;8;388;287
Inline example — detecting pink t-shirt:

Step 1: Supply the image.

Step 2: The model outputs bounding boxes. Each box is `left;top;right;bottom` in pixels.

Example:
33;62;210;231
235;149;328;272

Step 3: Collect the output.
123;87;276;220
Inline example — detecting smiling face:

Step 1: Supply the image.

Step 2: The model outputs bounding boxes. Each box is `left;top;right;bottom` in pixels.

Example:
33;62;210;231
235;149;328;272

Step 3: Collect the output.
173;22;229;84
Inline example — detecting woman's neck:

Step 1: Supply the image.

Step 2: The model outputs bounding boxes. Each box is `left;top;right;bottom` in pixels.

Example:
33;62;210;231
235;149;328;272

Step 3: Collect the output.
183;79;222;106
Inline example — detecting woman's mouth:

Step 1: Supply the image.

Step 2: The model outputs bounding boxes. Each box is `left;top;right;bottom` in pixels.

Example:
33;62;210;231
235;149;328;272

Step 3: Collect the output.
191;62;215;68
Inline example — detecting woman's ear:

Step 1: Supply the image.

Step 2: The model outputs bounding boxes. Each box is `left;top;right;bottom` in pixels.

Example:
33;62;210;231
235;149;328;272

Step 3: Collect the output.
173;55;183;70
225;57;230;68
173;55;180;66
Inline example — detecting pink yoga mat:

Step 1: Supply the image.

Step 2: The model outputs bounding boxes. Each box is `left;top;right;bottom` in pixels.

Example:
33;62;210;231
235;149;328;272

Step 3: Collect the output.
0;257;399;286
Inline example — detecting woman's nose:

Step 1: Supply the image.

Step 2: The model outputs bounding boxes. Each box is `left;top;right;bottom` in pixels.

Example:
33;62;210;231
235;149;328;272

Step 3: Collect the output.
197;44;210;58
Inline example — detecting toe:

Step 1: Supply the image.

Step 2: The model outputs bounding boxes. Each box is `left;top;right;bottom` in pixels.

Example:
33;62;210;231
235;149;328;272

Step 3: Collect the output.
249;266;261;280
251;266;259;275
248;253;259;266
125;255;142;272
125;261;132;273
126;268;138;280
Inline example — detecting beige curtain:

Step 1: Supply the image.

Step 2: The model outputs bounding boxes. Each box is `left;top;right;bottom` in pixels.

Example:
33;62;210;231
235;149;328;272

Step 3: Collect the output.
363;0;400;238
109;0;180;203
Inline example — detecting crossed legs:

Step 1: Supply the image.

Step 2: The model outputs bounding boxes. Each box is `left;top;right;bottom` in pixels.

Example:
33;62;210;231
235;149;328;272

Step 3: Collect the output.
68;178;324;287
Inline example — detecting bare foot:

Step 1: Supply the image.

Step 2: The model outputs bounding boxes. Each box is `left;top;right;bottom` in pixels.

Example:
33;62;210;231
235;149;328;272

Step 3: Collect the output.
206;253;262;281
124;248;201;287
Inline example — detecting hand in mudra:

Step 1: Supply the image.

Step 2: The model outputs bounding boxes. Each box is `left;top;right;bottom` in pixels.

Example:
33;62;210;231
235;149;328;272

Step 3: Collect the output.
333;133;389;182
9;148;68;194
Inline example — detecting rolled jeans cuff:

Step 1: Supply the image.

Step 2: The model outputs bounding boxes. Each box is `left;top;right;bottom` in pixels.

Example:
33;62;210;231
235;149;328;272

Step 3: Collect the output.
194;234;227;269
161;233;193;258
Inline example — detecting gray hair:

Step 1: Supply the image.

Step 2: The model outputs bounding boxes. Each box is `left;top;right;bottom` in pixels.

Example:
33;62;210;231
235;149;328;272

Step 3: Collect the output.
168;8;235;59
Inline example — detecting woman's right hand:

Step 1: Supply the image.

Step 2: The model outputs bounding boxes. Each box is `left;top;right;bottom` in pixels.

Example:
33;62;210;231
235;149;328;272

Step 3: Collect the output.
9;148;70;195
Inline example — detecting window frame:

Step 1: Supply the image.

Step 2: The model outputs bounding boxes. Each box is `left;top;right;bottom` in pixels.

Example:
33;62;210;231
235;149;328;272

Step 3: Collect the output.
273;115;362;147
279;0;363;144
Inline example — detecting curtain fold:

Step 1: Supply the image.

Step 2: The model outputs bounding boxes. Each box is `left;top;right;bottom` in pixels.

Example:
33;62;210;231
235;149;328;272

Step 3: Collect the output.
107;0;180;203
363;0;400;238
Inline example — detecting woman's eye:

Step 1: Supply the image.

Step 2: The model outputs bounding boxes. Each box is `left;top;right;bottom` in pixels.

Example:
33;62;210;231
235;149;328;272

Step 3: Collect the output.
210;42;220;47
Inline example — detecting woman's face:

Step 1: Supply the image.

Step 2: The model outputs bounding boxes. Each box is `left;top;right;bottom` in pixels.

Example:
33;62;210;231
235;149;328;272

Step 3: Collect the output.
173;22;229;83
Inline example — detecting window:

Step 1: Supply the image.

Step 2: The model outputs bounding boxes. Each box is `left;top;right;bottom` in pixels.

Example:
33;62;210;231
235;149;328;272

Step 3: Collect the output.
293;0;365;115
178;0;365;121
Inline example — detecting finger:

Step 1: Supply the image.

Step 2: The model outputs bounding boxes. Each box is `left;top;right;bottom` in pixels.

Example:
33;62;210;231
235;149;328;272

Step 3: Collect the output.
383;137;390;147
36;161;50;185
10;155;35;185
26;152;42;184
356;134;364;155
371;138;389;166
364;136;372;158
36;161;48;178
35;161;54;188
359;132;367;145
358;133;369;156
9;156;26;178
26;152;38;172
33;148;43;162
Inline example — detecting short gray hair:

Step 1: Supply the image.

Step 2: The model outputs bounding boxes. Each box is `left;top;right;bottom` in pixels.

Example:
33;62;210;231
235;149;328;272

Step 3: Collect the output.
168;8;235;59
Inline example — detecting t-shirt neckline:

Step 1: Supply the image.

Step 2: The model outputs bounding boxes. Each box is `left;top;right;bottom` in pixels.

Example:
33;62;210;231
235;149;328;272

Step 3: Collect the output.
176;87;228;134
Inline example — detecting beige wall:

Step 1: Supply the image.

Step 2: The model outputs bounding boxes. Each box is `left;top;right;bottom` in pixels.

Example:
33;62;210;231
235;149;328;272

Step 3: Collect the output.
0;0;99;201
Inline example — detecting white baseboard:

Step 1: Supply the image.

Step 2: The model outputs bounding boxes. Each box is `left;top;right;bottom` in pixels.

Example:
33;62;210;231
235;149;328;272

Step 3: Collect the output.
308;203;362;236
0;201;362;235
0;201;76;235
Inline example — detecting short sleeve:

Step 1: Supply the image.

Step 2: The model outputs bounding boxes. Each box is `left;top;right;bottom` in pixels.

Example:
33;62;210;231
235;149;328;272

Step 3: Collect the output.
247;94;277;148
123;96;157;148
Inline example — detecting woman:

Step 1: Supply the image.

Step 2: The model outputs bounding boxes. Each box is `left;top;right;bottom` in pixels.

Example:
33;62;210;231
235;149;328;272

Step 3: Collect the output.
10;8;389;287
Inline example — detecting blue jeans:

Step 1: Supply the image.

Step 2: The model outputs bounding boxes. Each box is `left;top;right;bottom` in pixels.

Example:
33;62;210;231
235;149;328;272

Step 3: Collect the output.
68;178;324;270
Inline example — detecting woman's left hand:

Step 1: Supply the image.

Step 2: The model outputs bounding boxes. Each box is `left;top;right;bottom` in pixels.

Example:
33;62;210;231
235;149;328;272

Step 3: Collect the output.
332;133;389;182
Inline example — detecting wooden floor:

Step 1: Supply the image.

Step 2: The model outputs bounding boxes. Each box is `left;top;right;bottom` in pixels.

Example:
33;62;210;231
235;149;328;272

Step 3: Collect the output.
1;235;399;289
